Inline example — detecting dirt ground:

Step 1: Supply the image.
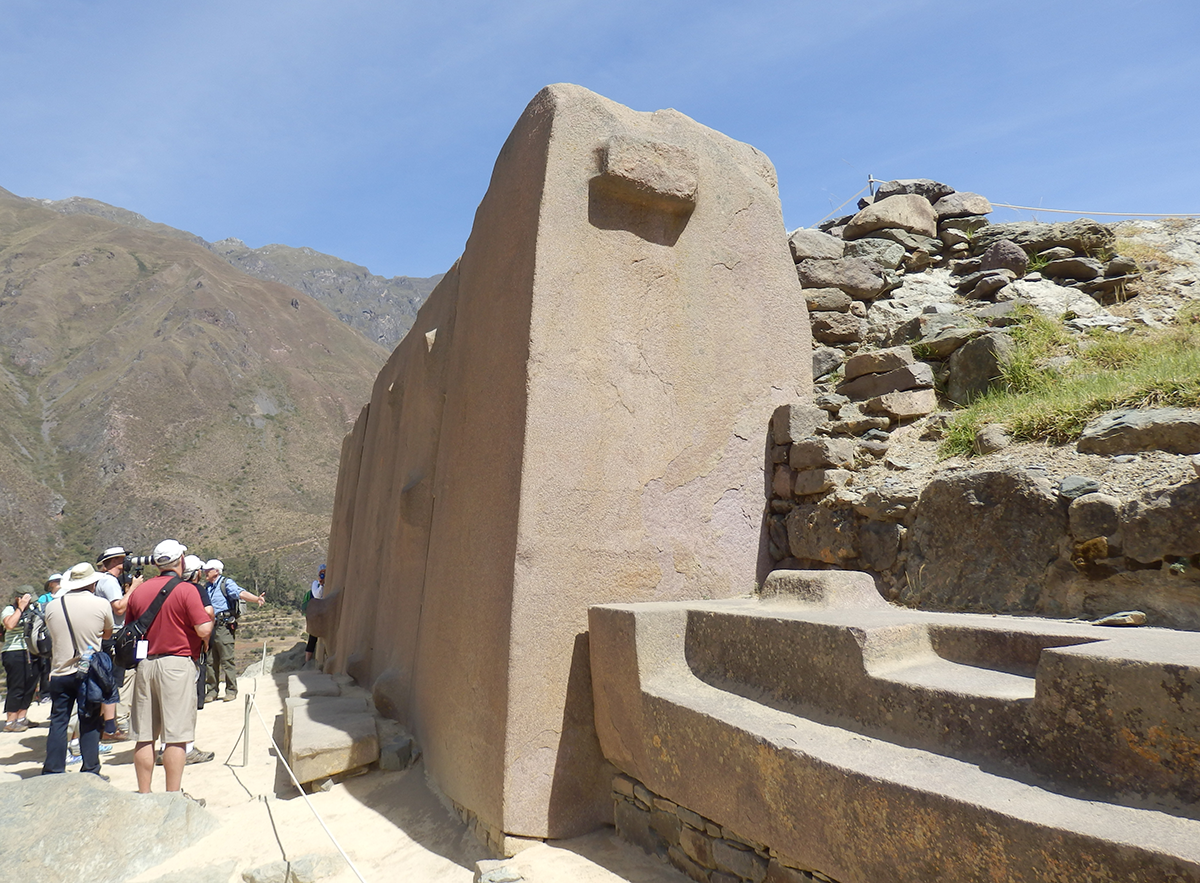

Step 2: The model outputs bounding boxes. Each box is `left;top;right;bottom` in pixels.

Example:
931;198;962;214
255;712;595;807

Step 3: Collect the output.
230;606;308;674
0;669;687;883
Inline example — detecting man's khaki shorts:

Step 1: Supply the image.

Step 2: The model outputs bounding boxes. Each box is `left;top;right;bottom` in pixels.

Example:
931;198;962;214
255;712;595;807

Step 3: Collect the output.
130;656;199;744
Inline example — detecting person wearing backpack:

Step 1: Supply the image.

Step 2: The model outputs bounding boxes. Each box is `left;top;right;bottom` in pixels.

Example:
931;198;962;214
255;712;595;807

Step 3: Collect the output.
41;563;113;777
202;559;264;703
31;574;61;705
2;588;37;732
126;540;212;803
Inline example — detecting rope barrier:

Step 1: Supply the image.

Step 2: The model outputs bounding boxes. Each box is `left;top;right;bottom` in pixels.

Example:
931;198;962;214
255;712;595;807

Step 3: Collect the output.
991;202;1199;218
812;184;872;228
242;691;371;883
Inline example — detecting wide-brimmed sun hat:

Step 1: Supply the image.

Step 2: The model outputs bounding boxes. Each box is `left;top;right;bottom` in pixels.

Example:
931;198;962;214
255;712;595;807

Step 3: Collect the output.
61;562;102;592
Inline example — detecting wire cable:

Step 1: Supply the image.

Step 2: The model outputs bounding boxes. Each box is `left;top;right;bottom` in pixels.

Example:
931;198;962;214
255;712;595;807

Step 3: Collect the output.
811;184;872;228
991;202;1199;218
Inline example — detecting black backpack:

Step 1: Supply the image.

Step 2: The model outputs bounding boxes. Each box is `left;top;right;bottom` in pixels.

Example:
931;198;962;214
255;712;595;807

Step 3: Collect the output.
22;602;52;658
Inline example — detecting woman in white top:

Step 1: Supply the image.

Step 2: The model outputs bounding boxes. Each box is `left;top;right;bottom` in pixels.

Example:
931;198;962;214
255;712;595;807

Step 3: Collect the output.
2;588;35;731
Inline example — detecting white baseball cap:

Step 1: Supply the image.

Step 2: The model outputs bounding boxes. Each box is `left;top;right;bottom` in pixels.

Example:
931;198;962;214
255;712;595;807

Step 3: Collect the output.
204;559;224;573
152;539;187;566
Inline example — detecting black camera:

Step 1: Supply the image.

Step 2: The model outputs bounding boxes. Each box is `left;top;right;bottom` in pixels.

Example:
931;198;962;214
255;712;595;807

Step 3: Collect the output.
118;554;154;589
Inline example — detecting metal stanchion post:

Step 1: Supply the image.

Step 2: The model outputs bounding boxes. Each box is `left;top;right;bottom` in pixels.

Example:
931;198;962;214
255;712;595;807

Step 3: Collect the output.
243;693;252;767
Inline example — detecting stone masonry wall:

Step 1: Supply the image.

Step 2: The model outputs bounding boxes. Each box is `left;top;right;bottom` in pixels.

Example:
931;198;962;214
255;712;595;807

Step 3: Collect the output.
767;179;1200;628
612;774;841;883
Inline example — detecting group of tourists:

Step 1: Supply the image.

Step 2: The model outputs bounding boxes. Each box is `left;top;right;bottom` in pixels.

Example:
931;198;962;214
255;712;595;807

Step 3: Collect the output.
1;539;265;805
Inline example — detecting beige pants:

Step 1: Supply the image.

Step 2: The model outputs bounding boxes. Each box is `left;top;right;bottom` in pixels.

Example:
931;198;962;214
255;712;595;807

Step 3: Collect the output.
131;657;199;744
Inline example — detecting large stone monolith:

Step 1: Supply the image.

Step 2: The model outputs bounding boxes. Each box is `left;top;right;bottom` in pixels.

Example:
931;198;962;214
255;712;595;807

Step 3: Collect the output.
322;83;810;841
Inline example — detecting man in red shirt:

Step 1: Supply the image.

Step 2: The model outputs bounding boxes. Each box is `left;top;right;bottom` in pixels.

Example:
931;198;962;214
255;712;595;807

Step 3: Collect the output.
124;539;213;802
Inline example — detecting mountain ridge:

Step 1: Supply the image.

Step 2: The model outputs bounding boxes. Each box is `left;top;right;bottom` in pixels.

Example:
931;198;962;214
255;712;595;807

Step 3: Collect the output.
0;187;390;589
29;191;441;349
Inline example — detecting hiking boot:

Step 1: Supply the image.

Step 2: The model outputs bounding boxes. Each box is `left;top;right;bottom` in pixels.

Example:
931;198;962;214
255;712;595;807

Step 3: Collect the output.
224;691;237;702
204;692;217;703
185;748;215;764
3;721;28;733
101;730;129;743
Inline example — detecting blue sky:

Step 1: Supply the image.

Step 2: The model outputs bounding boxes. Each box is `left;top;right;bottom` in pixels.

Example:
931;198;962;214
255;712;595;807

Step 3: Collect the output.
3;1;1198;279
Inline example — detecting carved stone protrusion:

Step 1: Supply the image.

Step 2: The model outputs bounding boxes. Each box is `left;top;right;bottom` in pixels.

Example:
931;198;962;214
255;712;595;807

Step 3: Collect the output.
599;135;698;214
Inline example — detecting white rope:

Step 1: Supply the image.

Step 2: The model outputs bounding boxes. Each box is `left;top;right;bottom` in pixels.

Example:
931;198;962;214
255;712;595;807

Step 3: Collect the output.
811;184;872;228
991;202;1199;218
247;694;371;883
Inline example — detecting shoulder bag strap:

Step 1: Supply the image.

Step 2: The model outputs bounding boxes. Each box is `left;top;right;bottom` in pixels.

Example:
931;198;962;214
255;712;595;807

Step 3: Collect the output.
60;595;81;658
133;576;182;633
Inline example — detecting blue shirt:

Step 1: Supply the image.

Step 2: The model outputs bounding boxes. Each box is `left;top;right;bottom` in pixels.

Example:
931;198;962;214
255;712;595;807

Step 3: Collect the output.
205;576;243;615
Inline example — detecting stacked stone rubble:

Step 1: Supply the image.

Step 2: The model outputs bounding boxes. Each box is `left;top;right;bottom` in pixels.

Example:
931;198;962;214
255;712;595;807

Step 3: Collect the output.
770;181;1200;627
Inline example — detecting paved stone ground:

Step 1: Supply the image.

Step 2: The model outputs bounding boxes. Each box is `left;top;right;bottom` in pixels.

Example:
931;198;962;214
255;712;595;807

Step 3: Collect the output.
0;671;685;883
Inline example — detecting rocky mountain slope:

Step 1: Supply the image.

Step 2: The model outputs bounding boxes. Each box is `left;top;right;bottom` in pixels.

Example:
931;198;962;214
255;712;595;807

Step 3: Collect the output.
34;194;441;349
0;186;389;586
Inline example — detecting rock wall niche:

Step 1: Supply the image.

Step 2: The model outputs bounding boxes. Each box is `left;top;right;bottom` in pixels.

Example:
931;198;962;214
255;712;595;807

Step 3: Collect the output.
320;84;810;840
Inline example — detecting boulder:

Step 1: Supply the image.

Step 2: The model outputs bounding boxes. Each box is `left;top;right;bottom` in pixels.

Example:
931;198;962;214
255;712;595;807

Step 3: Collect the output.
844;238;905;270
915;325;982;359
859;521;904;571
1068;492;1121;541
843;345;916;381
772;466;794;498
796;257;888;300
979;240;1028;276
964;271;1017;300
1043;257;1104;281
869;228;943;253
815;392;849;414
788;228;845;262
973;423;1012;454
1077;408;1200;455
1122;482;1200;563
825;402;891;436
786;504;859;563
843;194;938;240
811;311;867;344
1059;476;1102;500
812;347;845;380
939;216;989;246
1105;256;1139;277
1004;278;1111;319
789;437;857;470
932;192;992;219
904;468;1065;610
771;403;829;445
0;774;215;883
947;332;1015;404
862;388;938;420
288;706;380;784
838;362;933;400
794;468;853;497
973;220;1115;257
873;178;955;203
803;287;853;312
